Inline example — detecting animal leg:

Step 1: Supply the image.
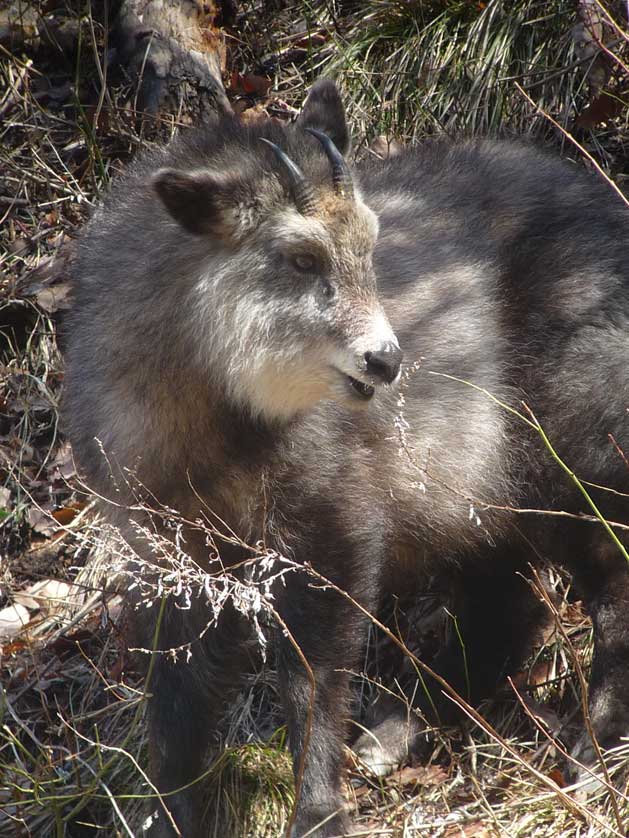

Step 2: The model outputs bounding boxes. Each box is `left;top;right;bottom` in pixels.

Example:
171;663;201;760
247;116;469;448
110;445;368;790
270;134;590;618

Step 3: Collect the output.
142;603;253;838
569;535;629;785
278;579;378;837
354;556;551;776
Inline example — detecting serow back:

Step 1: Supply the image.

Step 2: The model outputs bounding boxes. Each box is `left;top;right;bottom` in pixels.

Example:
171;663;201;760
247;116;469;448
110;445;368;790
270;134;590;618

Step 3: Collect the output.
64;81;629;836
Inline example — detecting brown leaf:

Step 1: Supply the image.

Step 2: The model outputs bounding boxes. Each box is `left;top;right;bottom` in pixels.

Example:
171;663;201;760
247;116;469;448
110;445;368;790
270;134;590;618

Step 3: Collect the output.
575;91;624;129
523;659;555;689
548;767;567;787
0;637;28;655
52;505;79;526
50;628;95;660
229;71;272;98
239;105;274;125
242;75;271;96
387;763;449;788
35;281;73;313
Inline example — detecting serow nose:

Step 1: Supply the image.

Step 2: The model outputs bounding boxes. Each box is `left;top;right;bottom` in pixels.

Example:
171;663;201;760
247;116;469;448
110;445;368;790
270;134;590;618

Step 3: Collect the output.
364;343;403;384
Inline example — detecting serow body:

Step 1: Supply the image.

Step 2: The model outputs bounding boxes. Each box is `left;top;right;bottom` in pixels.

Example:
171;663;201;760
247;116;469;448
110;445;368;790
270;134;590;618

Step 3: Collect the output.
64;82;629;836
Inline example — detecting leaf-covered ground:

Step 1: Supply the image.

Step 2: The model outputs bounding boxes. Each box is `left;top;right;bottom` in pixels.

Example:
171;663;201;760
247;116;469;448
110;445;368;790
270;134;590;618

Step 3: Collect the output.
2;1;629;835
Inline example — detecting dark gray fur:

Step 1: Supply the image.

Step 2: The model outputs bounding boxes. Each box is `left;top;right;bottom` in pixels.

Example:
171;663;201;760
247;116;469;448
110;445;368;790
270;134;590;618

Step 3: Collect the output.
64;81;629;836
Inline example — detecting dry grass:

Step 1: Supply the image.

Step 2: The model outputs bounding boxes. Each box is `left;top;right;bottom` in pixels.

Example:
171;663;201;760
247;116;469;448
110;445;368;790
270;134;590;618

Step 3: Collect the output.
1;1;629;835
288;0;629;155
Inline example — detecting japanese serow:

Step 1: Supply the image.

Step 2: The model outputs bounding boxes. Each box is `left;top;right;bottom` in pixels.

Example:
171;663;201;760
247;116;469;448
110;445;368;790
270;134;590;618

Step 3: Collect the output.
64;81;629;836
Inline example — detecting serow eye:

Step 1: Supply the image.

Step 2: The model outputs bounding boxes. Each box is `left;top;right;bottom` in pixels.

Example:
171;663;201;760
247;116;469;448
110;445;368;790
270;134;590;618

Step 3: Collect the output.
291;253;317;273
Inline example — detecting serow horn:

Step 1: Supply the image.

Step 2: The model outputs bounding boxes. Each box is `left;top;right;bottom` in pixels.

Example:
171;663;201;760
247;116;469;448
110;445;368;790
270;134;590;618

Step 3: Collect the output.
305;128;354;199
260;138;317;215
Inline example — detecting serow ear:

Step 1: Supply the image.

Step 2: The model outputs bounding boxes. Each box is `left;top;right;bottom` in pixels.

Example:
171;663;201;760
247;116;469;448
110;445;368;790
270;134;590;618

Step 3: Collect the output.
153;168;234;238
296;80;350;155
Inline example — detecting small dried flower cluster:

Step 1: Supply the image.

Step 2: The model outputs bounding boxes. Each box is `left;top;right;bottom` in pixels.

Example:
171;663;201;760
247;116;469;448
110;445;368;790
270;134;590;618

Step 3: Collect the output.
98;505;302;662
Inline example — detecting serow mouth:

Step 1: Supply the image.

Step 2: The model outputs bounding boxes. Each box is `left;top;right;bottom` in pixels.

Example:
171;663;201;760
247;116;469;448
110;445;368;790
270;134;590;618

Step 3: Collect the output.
347;375;375;400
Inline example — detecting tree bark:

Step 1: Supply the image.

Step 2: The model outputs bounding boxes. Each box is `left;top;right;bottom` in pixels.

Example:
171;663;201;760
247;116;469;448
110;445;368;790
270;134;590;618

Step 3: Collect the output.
112;0;232;118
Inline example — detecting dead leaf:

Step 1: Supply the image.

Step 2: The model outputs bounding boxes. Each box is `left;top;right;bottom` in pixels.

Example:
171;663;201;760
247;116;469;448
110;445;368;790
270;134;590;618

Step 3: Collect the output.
12;585;41;611
28;505;58;536
0;637;28;655
0;603;30;640
7;239;28;256
548;767;567;787
18;238;76;296
369;135;404;160
51;442;76;481
513;659;556;690
293;31;328;49
14;579;73;616
239;104;273;124
232;98;251;116
35;281;72;313
50;629;95;660
229;70;272;98
575;91;625;129
444;823;494;837
52;506;79;526
387;763;449;788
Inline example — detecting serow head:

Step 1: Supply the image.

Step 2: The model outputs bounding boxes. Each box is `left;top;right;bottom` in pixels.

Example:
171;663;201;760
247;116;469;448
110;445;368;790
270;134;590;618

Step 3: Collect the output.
152;81;402;422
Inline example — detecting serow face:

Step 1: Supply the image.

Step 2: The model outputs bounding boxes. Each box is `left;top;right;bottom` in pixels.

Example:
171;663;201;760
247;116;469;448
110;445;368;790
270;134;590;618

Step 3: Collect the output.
153;125;402;422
